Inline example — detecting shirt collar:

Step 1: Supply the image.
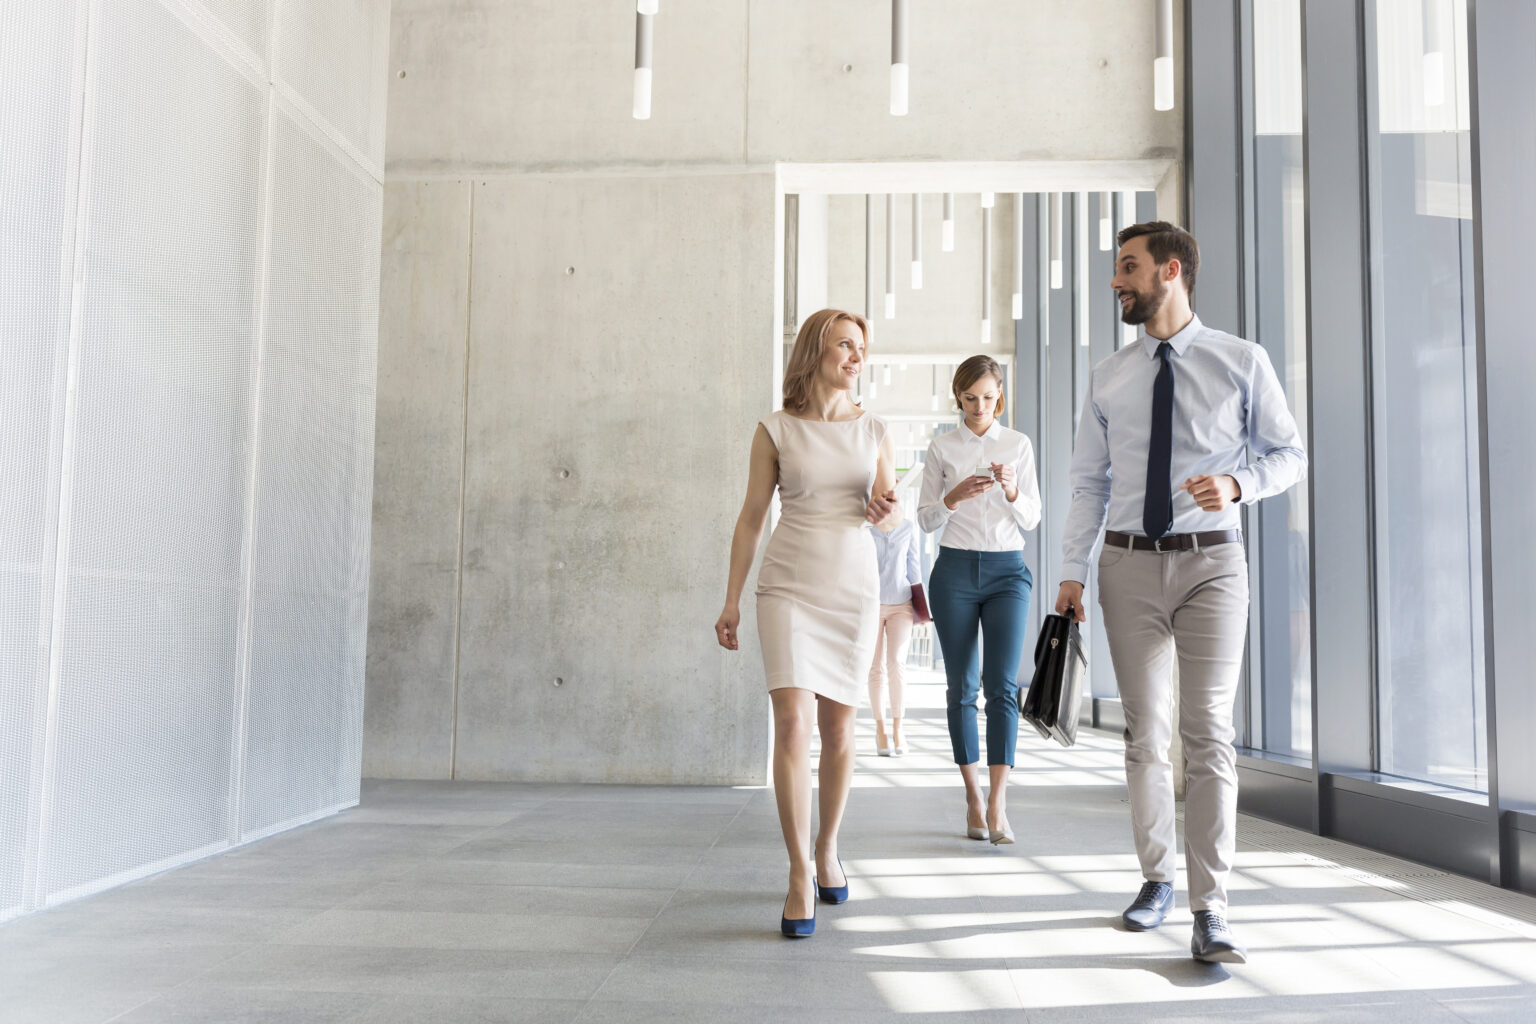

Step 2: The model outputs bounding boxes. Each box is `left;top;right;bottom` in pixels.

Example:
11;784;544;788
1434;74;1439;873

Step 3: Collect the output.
959;419;1003;443
1139;314;1203;359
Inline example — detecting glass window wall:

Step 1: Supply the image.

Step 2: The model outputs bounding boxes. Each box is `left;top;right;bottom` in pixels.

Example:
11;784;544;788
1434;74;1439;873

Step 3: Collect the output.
1365;0;1486;793
1250;0;1312;759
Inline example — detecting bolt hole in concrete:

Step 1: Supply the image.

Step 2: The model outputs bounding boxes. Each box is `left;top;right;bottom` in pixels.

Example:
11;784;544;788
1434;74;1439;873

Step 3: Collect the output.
558;468;570;479
843;63;853;72
397;69;406;78
565;266;576;275
553;677;564;687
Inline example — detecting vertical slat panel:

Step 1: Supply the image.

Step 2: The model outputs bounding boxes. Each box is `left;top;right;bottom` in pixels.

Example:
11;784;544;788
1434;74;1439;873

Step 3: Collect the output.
42;0;265;903
0;0;84;921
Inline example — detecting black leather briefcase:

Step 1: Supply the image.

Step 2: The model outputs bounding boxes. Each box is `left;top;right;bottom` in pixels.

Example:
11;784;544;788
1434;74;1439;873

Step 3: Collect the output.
1021;612;1087;747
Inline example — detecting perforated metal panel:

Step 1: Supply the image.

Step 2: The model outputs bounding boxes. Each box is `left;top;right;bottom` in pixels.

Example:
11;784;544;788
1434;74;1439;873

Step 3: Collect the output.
239;109;378;839
3;0;385;921
273;0;390;168
188;0;272;67
39;0;265;902
0;0;83;922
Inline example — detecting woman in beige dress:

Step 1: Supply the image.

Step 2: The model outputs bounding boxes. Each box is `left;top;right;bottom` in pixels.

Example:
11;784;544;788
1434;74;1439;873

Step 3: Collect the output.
714;308;898;938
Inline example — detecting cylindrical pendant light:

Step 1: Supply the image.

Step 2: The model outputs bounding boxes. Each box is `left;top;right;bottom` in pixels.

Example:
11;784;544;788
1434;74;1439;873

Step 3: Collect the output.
884;193;896;319
1154;0;1174;111
1422;0;1446;107
1049;192;1063;290
1076;193;1090;347
890;0;909;116
637;0;658;13
883;365;892;385
864;194;876;319
931;366;939;411
980;202;992;345
633;12;654;120
980;191;995;209
910;194;923;289
1098;191;1113;251
941;193;955;252
1011;194;1025;320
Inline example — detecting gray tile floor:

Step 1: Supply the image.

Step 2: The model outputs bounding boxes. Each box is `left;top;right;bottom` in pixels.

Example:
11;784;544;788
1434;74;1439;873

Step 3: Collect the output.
5;670;1536;1023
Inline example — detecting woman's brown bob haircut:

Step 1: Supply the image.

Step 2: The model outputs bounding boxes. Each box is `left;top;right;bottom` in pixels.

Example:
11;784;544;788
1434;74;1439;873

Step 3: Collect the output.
1115;220;1200;297
951;355;1006;419
781;308;870;413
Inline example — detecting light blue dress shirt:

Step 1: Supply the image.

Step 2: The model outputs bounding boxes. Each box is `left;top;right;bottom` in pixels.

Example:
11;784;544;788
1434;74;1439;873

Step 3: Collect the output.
871;518;921;605
1060;315;1307;585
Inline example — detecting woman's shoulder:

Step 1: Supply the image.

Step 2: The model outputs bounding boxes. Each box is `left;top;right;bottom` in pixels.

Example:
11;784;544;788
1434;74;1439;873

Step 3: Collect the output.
997;423;1034;448
757;409;790;448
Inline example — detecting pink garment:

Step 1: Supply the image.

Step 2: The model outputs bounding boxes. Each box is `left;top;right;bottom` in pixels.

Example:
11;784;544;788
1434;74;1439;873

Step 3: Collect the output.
867;601;915;719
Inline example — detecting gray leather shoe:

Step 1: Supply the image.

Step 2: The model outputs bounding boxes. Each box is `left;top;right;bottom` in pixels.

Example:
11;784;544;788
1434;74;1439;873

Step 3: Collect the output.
1191;909;1247;963
1121;880;1174;931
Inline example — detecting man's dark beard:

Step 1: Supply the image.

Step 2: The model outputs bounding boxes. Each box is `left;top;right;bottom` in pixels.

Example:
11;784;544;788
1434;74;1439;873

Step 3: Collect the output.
1119;286;1165;325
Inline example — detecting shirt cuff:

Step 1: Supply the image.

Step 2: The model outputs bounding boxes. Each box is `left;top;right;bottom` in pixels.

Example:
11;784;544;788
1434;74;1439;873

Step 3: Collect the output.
1059;562;1089;586
1230;468;1258;505
918;503;953;532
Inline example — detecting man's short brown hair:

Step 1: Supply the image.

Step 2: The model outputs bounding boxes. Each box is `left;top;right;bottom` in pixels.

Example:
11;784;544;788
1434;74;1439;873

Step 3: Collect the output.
1116;221;1200;297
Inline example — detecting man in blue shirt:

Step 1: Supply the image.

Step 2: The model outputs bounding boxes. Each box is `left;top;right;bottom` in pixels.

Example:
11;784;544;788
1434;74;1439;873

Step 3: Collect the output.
1055;222;1306;964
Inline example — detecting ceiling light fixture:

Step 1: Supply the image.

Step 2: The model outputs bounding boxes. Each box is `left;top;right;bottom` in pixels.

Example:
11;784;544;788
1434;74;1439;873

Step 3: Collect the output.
1422;0;1446;107
1154;0;1174;111
632;10;654;119
865;195;875;319
911;194;923;289
885;193;897;319
1012;193;1025;320
980;199;992;344
1049;192;1063;290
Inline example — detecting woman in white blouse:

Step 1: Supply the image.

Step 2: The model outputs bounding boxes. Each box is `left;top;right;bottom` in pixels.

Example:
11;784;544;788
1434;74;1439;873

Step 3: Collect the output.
916;355;1042;845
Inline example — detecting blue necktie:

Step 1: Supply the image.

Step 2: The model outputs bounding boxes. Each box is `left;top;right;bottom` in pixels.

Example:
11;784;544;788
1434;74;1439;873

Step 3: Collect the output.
1143;342;1174;540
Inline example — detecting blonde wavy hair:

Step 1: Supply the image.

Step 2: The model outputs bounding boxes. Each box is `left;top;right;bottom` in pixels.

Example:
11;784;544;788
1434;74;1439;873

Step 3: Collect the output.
781;308;870;413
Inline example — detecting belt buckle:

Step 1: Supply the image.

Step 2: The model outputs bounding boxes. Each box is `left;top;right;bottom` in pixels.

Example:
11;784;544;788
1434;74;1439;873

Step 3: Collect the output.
1152;537;1166;554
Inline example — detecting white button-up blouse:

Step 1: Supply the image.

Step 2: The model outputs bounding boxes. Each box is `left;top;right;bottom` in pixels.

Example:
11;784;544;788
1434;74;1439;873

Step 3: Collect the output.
916;421;1042;551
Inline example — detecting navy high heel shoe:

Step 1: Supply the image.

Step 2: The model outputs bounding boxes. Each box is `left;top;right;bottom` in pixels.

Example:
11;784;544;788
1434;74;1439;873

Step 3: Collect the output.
781;889;815;938
816;858;849;905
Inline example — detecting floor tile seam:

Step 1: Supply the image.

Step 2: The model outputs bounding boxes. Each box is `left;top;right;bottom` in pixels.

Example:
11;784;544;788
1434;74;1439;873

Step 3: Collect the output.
96;941;269;1024
1232;823;1536;939
578;796;757;1013
1345;930;1536;989
1001;952;1035;1016
275;911;661;936
611;948;1055;968
1430;991;1526;1024
353;879;680;896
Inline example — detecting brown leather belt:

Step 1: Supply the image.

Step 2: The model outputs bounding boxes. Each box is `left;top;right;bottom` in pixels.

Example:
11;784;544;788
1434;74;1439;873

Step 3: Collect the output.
1104;529;1242;553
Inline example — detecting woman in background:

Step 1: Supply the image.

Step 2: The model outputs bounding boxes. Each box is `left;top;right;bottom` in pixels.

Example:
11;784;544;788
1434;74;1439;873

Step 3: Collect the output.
916;355;1041;846
868;514;920;757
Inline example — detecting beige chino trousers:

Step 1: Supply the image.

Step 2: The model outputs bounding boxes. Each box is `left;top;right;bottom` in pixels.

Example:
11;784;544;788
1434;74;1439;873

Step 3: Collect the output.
1097;540;1249;913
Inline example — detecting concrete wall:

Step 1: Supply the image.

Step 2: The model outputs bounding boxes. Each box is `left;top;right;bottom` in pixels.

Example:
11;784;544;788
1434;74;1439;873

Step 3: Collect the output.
368;0;1183;782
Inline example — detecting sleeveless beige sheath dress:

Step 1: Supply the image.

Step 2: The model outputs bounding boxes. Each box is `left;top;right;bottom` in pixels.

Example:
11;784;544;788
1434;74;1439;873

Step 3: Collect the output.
755;410;885;706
